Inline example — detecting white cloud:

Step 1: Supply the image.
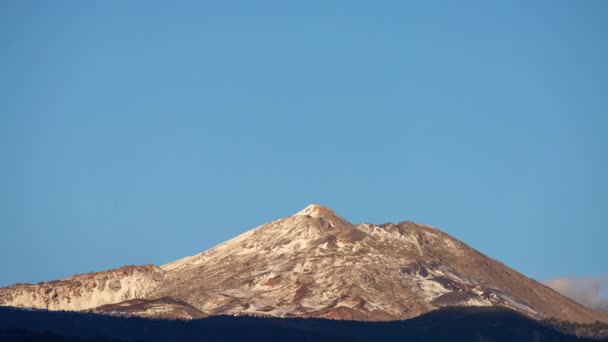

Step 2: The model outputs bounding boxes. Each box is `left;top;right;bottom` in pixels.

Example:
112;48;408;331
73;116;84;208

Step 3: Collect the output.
545;276;608;312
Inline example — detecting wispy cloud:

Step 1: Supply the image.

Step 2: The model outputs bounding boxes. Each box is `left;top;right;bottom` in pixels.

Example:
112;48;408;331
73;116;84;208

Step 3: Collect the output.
545;276;608;312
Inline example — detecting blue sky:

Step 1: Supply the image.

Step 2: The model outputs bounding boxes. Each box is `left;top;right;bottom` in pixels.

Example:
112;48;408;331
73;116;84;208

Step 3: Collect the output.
0;1;607;288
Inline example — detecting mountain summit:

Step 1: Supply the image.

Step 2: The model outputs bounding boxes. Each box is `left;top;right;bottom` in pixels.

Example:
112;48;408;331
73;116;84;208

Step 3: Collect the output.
1;205;606;323
294;204;352;229
294;204;342;219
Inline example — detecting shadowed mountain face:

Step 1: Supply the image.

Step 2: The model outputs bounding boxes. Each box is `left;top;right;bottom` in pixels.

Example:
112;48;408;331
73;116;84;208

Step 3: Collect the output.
0;306;604;342
1;204;607;324
93;297;204;319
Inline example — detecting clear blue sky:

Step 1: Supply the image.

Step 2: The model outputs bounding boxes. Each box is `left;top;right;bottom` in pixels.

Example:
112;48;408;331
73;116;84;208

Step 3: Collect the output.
1;1;607;287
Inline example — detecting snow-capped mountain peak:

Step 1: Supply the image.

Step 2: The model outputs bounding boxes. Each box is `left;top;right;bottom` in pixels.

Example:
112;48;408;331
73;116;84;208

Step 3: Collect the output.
293;204;352;229
294;204;337;218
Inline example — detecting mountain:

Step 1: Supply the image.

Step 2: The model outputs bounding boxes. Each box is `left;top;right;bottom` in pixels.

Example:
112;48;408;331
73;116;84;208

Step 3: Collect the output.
1;204;607;324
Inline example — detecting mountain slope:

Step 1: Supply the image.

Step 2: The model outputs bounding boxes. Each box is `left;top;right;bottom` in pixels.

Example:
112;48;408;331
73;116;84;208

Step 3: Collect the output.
1;204;606;324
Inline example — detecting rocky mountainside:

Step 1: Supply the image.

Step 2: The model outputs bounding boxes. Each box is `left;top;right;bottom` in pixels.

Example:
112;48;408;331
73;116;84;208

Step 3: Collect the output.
1;204;607;324
0;265;164;311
